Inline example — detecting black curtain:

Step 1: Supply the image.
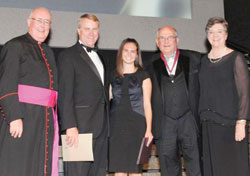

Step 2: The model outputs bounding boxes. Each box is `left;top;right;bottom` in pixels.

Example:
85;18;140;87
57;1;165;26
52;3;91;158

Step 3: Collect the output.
224;0;250;54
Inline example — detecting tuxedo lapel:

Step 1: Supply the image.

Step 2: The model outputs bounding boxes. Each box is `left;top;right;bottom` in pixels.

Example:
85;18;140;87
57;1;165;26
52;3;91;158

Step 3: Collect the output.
76;43;103;84
97;52;107;86
153;57;167;106
153;58;165;92
178;54;190;88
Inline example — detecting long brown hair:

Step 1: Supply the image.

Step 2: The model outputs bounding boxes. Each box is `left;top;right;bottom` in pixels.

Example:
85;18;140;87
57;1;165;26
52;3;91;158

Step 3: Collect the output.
116;38;143;77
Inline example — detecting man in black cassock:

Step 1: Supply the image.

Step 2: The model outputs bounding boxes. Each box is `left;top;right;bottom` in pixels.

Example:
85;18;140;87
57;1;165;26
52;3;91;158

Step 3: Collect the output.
57;14;109;176
146;26;202;176
0;7;58;176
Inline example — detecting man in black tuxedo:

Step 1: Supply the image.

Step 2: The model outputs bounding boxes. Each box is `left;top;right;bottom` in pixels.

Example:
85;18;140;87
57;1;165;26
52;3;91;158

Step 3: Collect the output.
146;26;202;176
57;14;109;176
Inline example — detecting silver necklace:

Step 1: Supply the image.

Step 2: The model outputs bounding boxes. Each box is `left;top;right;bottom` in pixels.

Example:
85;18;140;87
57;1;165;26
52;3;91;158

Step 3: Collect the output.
208;47;227;63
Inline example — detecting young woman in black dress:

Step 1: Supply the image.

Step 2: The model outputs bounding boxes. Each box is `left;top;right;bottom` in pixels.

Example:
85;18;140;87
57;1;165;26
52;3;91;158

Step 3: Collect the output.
108;38;153;176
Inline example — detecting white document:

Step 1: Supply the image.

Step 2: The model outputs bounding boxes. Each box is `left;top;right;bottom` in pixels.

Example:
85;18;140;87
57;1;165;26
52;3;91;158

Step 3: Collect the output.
61;133;94;161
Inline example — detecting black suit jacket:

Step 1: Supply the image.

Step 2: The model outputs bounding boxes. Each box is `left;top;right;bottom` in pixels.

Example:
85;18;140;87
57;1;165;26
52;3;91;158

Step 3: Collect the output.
57;42;109;138
146;49;201;139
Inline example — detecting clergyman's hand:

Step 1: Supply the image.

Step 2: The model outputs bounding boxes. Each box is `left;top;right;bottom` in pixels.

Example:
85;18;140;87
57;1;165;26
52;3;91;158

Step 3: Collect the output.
66;127;79;148
9;119;23;138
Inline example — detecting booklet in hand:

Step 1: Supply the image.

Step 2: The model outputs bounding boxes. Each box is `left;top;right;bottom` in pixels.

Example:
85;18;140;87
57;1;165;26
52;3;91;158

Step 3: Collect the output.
61;133;94;162
136;137;152;165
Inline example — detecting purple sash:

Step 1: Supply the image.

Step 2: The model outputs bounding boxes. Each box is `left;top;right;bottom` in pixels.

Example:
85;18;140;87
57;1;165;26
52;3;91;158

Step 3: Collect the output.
18;84;58;176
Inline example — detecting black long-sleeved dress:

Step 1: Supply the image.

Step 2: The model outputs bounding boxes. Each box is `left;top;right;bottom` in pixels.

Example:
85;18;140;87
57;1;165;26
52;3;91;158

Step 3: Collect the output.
0;33;58;176
199;51;250;176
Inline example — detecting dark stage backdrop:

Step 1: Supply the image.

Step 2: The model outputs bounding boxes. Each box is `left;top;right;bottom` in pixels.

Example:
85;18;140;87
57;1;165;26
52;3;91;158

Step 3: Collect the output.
0;45;156;74
224;0;250;54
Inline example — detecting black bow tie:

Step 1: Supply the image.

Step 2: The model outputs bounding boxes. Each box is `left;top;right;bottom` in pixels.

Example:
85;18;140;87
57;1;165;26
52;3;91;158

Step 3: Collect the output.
80;44;98;53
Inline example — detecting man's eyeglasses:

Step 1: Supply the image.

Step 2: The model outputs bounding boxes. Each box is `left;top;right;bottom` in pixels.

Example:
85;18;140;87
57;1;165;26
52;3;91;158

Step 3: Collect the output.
158;36;177;42
30;18;51;26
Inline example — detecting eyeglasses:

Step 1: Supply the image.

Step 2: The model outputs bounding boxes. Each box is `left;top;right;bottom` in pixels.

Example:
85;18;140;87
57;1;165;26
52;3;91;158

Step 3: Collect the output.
30;18;51;26
158;36;177;42
207;30;226;35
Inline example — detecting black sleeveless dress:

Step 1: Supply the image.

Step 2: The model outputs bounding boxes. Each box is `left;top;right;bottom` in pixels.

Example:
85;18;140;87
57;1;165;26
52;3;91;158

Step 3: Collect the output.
108;69;149;173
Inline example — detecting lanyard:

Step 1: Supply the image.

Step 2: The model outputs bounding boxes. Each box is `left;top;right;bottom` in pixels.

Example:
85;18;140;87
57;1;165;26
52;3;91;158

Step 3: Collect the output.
160;49;180;74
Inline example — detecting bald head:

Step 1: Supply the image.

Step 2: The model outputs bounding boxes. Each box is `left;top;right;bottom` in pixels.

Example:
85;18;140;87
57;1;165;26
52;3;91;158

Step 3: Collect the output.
156;25;179;56
29;7;51;19
157;26;178;38
27;7;52;43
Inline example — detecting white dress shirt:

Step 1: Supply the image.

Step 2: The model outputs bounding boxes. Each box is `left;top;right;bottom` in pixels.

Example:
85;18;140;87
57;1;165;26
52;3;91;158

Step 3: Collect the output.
79;40;104;85
164;51;179;76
